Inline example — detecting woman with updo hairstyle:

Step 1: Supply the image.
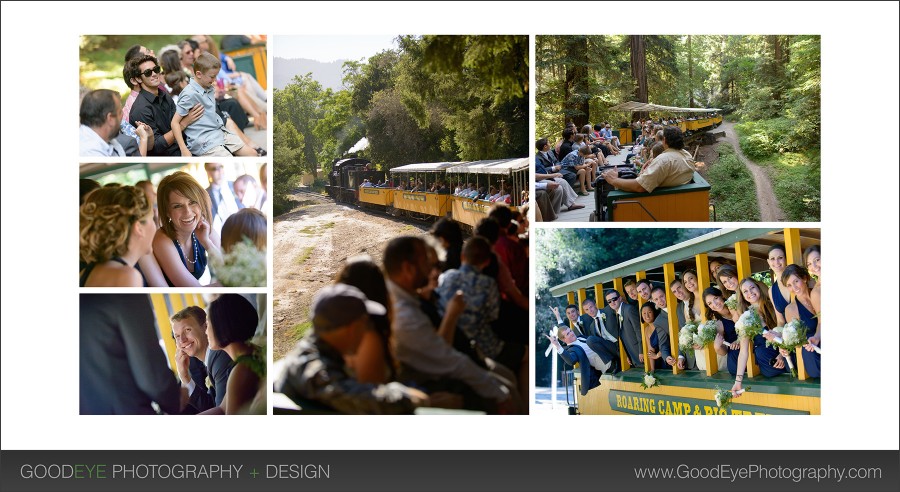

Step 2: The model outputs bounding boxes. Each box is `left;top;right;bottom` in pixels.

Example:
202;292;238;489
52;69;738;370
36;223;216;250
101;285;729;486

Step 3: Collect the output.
430;217;463;271
736;277;789;381
781;264;821;378
221;208;267;253
153;171;220;287
335;256;396;384
703;286;740;376
80;185;157;287
206;294;263;414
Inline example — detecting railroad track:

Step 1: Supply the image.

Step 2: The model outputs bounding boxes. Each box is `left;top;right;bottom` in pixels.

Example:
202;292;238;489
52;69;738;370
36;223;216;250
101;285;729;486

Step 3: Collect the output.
288;186;433;230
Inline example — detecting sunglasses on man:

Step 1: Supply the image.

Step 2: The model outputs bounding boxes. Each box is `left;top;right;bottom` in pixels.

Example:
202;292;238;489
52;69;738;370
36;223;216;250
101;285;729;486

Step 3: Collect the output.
140;65;162;78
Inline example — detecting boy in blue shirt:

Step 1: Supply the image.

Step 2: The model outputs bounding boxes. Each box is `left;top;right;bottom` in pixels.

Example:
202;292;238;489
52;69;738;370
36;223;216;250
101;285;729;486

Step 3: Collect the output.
172;52;257;157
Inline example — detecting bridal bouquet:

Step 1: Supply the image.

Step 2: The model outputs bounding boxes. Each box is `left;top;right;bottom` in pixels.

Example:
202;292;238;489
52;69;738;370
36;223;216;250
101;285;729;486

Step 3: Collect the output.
714;386;749;410
735;308;764;340
210;238;267;287
764;319;818;377
640;372;660;390
696;320;719;348
678;323;699;353
724;293;739;311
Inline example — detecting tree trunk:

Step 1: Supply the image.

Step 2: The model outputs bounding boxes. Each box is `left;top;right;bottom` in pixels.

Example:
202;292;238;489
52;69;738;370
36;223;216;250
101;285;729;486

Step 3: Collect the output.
564;37;590;128
630;35;648;120
688;35;695;108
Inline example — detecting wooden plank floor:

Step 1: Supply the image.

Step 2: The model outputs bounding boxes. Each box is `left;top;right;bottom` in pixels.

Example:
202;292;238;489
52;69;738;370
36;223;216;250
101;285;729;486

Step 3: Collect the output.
554;146;631;223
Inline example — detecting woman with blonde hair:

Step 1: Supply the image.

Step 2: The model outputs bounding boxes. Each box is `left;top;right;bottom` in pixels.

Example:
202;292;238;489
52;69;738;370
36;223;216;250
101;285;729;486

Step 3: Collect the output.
153;172;221;286
80;185;159;287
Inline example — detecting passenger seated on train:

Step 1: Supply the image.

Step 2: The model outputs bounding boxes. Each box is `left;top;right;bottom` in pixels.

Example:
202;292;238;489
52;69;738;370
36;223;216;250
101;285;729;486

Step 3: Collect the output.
560;145;597;193
437;236;528;398
383;236;522;414
437;181;451;194
360;179;374;188
601;126;696;194
275;284;431;414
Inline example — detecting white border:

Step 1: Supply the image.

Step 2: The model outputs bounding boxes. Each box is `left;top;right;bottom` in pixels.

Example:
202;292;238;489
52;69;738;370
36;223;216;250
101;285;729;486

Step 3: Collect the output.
1;1;898;451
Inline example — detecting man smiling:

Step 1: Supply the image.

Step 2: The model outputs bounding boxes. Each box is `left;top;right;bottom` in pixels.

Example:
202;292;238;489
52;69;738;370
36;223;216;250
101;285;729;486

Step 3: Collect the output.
127;54;202;156
171;306;233;413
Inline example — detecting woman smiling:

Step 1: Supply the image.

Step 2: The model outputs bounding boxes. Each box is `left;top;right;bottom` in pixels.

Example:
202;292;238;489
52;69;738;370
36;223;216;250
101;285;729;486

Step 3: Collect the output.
153;172;221;286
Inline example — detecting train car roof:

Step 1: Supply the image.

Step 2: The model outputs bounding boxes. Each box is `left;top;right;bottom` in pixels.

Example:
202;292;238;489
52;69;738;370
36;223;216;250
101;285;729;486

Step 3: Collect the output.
445;158;530;175
549;228;820;297
389;161;459;172
609;101;722;113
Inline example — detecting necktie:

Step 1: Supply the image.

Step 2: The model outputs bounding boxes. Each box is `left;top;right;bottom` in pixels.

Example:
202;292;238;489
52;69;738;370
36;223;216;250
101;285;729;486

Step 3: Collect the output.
596;317;616;343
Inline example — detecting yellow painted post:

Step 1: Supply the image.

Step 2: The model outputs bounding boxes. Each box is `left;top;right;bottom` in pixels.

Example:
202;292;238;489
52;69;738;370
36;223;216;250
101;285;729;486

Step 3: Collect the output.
796;347;809;380
577;288;587;314
663;263;681;375
567;292;576;329
150;294;178;374
612;277;630;370
734;240;760;377
734;241;752;281
784;228;802;267
695;253;717;376
613;277;625;297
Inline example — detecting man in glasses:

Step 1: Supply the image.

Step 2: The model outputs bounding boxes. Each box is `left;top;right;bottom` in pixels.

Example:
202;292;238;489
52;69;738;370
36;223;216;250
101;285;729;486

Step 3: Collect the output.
605;289;642;370
127;54;203;156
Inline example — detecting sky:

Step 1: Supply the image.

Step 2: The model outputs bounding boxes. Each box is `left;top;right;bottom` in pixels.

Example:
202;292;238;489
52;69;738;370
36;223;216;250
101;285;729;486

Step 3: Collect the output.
275;35;399;62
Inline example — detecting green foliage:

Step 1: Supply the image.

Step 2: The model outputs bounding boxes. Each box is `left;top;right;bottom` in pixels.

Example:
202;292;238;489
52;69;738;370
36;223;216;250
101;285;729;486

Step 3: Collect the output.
766;151;821;222
273;117;305;216
733;122;821;221
735;119;796;159
707;143;761;222
274;35;528;208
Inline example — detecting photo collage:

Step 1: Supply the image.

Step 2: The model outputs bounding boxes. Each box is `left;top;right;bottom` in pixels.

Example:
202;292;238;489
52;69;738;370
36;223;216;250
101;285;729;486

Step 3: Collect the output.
78;34;821;416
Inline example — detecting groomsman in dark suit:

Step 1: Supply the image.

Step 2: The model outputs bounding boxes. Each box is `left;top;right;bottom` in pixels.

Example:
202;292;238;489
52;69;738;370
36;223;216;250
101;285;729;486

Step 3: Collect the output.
563;304;589;338
650;286;688;369
605;289;642;368
171;306;234;413
623;278;641;307
580;298;620;372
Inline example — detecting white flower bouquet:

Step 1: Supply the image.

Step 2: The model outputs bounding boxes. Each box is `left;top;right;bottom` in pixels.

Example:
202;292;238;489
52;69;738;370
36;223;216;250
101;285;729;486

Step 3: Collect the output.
678;323;699;353
640;372;660;390
210;238;267;287
714;386;749;410
695;320;718;348
735;308;764;340
724;293;739;311
764;319;819;377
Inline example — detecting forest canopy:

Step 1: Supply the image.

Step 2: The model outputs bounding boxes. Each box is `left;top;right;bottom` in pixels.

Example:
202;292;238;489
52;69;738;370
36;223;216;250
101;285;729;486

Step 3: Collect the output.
274;35;528;214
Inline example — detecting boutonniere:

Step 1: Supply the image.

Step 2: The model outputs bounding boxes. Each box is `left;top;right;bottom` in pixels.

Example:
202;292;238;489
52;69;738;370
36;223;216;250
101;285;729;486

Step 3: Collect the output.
600;313;607;321
205;376;213;389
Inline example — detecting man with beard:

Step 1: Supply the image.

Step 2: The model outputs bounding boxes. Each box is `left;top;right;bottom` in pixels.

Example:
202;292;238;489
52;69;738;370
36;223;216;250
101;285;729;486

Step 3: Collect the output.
384;236;518;414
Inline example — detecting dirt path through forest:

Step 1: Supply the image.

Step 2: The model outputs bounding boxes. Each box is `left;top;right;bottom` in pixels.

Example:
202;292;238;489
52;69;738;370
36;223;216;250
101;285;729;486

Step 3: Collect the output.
717;120;785;221
273;194;428;360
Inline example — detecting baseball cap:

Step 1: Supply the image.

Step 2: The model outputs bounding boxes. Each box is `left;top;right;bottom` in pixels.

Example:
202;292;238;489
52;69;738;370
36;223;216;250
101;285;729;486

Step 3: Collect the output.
310;284;386;332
